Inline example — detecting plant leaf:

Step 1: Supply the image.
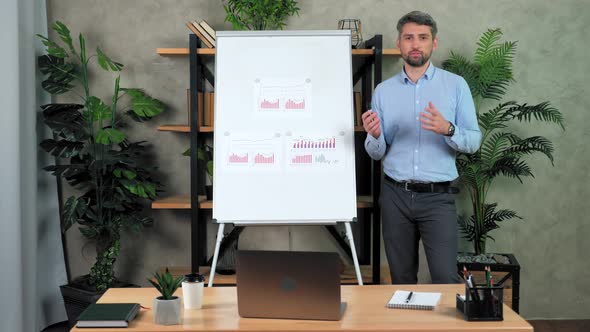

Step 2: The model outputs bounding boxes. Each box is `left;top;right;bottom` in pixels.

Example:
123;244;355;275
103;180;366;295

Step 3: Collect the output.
121;88;165;118
37;35;67;58
86;96;112;121
41;103;88;140
37;55;77;94
40;138;85;158
52;21;76;55
97;47;124;71
62;196;88;232
96;128;125;145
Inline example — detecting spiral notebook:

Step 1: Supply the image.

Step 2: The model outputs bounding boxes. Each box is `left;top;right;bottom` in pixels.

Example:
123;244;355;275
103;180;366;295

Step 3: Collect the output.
386;290;441;310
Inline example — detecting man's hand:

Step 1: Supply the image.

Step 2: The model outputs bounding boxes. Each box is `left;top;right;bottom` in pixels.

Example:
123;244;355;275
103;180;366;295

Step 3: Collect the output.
420;102;451;135
362;110;381;139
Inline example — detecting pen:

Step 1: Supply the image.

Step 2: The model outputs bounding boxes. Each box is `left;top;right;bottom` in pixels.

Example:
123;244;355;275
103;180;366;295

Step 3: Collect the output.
405;291;413;303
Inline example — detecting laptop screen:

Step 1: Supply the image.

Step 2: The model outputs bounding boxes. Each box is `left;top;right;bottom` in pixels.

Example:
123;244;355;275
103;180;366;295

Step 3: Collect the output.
236;250;344;320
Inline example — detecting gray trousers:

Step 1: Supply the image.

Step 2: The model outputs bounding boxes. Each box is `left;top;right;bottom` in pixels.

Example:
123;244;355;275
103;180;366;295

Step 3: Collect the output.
381;180;461;284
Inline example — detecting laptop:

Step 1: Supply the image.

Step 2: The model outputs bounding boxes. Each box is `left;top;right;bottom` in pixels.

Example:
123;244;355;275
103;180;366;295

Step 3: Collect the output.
236;250;346;321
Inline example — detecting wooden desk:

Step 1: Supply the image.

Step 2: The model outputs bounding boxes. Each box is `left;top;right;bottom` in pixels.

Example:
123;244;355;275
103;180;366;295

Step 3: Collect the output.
73;284;532;332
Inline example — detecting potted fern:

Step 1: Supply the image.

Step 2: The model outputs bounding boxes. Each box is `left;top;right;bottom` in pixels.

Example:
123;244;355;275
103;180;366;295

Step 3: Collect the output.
443;28;564;258
37;21;165;323
149;269;185;325
442;28;564;312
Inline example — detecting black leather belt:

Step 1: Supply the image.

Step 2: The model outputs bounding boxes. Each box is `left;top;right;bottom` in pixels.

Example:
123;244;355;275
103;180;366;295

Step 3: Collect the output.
384;174;458;194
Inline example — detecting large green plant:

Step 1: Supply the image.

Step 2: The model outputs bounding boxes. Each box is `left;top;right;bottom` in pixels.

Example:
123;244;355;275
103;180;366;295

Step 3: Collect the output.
223;0;300;30
442;29;564;255
37;21;165;291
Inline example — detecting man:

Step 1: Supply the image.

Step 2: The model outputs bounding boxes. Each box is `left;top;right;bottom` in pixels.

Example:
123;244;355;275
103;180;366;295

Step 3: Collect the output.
362;11;482;284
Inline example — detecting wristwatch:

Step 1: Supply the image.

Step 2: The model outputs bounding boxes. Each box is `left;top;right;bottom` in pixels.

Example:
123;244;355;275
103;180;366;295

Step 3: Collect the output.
445;122;455;137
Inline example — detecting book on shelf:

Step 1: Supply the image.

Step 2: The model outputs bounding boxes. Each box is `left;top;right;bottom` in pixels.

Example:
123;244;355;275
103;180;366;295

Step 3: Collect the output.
208;91;215;127
185;21;214;48
354;91;361;126
199;20;216;41
386;290;441;310
192;21;216;47
202;91;215;126
76;303;140;328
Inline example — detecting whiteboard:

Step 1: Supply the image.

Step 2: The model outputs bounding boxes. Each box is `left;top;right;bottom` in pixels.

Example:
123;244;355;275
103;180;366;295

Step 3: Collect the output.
212;30;357;224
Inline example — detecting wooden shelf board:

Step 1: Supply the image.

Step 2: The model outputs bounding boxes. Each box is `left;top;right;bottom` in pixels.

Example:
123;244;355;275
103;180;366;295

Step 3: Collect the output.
152;195;370;210
152;195;210;209
157;47;400;56
157;125;213;133
156;48;215;55
159;265;390;286
382;48;401;55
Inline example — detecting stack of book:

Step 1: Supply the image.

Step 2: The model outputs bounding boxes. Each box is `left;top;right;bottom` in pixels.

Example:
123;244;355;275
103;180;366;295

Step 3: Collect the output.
187;89;215;127
185;20;216;48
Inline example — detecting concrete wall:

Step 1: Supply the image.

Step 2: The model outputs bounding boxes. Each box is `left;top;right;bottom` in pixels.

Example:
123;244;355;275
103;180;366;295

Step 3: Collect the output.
46;0;590;319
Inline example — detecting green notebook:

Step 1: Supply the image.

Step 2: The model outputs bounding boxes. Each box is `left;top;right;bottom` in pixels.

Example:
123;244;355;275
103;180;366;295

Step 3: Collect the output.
77;303;140;328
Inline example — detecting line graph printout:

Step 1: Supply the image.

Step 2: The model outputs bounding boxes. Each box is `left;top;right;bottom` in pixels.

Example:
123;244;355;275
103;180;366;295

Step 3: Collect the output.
287;135;345;169
253;78;312;114
223;133;281;172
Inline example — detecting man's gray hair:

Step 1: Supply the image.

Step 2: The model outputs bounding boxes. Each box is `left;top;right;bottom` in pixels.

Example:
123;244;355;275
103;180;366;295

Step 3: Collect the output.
396;11;438;38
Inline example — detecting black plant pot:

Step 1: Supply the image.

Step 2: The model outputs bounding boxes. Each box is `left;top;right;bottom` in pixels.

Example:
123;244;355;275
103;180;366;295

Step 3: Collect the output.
205;185;213;200
60;277;139;327
59;283;104;327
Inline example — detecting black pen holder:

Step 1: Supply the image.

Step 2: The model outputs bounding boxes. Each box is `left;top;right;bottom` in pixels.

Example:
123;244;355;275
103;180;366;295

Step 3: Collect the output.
456;284;503;321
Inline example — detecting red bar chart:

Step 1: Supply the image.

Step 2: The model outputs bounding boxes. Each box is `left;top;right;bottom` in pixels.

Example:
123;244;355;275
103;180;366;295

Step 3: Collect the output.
285;99;305;110
292;137;336;150
228;153;248;164
291;154;313;164
260;98;280;109
254;153;275;164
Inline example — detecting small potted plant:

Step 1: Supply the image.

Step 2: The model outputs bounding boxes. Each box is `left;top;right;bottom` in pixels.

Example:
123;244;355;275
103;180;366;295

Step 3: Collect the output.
148;268;185;325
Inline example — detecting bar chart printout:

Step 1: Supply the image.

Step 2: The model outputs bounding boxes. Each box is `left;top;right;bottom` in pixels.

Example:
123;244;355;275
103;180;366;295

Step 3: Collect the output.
224;134;281;172
288;135;344;168
254;78;311;113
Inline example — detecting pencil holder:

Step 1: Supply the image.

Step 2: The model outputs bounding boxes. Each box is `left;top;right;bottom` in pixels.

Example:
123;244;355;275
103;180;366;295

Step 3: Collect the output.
456;284;503;321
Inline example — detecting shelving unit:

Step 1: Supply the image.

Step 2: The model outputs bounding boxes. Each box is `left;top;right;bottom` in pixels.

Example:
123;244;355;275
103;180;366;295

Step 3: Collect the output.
155;34;399;284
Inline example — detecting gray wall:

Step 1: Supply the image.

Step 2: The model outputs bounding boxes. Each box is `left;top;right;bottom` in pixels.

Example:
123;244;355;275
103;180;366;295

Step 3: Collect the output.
46;0;590;319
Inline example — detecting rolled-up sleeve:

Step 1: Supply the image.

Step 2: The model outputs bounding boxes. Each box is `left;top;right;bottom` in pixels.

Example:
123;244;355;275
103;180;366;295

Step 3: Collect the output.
364;87;387;160
445;78;482;153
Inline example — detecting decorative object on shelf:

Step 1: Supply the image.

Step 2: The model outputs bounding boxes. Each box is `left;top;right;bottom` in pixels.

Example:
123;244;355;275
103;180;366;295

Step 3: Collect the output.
149;268;185;325
338;19;363;48
442;28;564;255
37;21;165;324
223;0;300;30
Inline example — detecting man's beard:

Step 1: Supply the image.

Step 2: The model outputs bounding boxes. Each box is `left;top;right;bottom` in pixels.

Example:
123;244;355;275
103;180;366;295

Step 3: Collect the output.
403;50;431;67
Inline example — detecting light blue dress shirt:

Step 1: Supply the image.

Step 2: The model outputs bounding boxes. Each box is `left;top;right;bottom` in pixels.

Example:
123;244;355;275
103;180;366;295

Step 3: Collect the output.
364;63;482;183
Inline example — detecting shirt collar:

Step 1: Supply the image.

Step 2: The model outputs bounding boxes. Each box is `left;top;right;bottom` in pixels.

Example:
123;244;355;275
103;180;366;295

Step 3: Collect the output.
400;62;436;84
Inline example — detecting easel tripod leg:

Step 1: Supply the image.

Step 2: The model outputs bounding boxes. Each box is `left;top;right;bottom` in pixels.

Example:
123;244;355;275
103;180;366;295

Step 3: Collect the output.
345;222;363;285
208;223;226;287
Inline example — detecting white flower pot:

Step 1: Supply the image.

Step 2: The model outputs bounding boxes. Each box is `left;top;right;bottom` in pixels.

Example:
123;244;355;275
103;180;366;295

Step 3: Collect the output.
154;296;181;325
